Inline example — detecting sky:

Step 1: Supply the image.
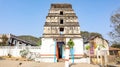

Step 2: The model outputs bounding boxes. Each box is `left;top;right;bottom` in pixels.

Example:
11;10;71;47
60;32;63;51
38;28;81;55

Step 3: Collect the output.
0;0;120;41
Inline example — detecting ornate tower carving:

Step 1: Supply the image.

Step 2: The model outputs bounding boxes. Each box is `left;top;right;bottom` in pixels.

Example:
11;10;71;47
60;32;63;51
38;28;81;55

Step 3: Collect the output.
43;3;81;38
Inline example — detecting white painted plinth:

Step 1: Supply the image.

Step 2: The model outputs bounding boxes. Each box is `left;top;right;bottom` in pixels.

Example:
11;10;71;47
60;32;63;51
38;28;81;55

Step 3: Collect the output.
65;45;70;67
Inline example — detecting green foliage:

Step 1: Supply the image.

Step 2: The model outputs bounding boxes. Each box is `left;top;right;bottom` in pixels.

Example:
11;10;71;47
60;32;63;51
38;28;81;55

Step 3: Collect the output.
36;40;41;46
81;31;103;41
0;43;2;46
67;39;74;48
90;32;102;38
81;31;89;39
111;44;120;48
20;49;29;58
18;35;41;46
85;45;90;50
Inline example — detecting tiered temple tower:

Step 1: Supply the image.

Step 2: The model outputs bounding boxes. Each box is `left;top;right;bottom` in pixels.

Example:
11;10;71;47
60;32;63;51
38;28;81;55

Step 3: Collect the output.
40;3;83;62
43;3;81;38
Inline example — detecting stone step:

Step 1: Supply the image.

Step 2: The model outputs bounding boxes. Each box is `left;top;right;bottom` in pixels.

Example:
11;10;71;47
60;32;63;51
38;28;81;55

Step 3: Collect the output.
58;59;65;62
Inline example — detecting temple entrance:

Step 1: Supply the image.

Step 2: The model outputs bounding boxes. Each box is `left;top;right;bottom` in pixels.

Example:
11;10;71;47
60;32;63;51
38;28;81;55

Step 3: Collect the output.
56;42;64;60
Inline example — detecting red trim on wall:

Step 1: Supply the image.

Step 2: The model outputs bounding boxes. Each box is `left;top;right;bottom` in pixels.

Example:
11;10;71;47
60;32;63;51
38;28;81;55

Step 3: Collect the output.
73;54;83;56
40;54;55;56
69;54;83;56
40;54;83;56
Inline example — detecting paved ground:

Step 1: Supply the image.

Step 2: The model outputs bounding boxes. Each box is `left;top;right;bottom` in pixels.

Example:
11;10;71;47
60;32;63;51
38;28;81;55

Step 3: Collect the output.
0;60;100;67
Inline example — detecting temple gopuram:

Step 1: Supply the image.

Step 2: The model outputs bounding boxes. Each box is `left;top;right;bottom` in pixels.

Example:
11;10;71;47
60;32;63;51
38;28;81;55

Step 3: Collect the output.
40;3;83;62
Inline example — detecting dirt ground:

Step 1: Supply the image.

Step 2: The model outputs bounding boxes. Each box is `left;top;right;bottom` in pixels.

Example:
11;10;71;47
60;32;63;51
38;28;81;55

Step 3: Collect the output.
0;56;100;67
0;60;100;67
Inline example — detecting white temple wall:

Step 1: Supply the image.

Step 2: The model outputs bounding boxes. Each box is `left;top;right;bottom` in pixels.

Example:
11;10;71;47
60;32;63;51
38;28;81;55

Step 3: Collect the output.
66;38;83;57
41;38;55;57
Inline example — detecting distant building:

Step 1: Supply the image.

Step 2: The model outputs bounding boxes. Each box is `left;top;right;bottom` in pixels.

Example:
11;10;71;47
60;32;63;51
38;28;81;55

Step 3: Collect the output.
0;34;36;46
109;47;120;56
84;36;109;56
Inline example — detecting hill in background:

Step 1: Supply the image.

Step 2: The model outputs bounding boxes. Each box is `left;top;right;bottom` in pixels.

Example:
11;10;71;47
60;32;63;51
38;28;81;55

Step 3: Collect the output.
17;35;41;46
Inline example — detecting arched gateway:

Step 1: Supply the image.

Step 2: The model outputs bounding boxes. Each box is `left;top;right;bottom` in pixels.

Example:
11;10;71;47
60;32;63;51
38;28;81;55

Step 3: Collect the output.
40;3;83;62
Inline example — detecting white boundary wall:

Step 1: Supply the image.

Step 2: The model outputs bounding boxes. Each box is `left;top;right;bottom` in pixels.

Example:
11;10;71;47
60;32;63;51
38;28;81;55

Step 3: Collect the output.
0;46;41;57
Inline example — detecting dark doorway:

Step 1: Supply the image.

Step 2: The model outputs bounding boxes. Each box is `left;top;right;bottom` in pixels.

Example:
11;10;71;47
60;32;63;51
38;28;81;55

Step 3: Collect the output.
56;42;64;59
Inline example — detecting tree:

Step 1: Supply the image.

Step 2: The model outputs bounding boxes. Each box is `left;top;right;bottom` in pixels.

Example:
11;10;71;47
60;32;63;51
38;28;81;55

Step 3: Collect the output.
0;35;8;46
90;32;102;38
81;31;103;42
110;8;120;44
18;35;41;46
36;40;41;46
81;31;89;40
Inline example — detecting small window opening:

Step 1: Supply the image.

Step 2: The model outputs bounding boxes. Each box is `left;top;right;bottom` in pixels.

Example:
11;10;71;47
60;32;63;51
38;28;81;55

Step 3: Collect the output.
60;11;63;15
60;28;64;32
60;19;63;24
